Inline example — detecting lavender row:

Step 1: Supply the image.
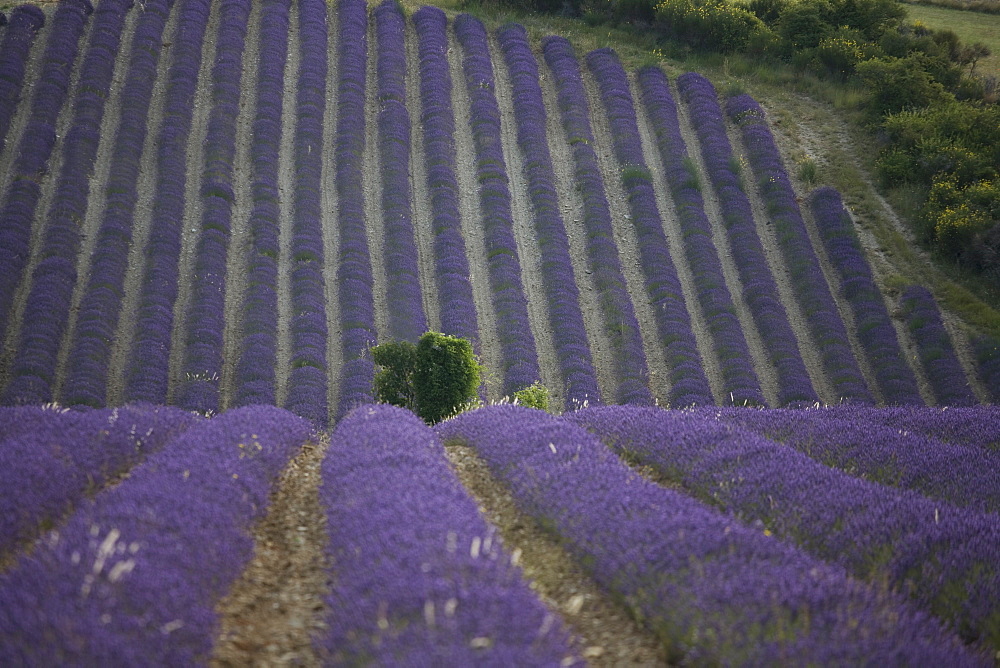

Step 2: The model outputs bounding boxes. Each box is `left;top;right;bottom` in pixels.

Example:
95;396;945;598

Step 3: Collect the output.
677;72;818;406
540;36;652;406
412;7;479;345
454;14;540;398
825;403;1000;450
438;406;977;664
808;187;923;404
637;66;764;407
2;0;130;405
973;334;1000;404
0;0;90;339
284;0;329;425
498;24;599;409
174;0;251;415
0;5;44;151
586;49;711;407
334;0;376;419
697;406;1000;514
727;94;872;404
113;0;209;405
900;285;978;405
232;0;290;408
317;405;575;663
375;0;427;345
0;404;198;559
0;405;312;664
570;406;1000;650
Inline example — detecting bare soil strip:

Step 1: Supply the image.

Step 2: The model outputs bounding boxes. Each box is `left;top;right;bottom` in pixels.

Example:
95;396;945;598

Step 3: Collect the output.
672;80;780;407
405;19;442;335
890;302;938;405
538;57;616;406
218;0;263;411
724;118;835;403
0;6;88;388
490;33;563;408
365;15;388;343
945;320;990;403
274;0;299;409
58;1;174;402
633;72;722;405
448;30;503;401
211;438;331;667
322;0;342;426
165;0;222;404
582;69;668;405
444;443;667;666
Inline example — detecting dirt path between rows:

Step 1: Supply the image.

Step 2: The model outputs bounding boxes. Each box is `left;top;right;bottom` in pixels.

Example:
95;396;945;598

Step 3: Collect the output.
218;0;263;411
538;54;615;407
671;78;779;407
444;443;667;665
365;15;388;344
274;1;299;410
490;32;563;409
406;19;442;336
322;0;342;426
582;68;668;405
212;438;331;667
633;72;722;405
448;29;504;402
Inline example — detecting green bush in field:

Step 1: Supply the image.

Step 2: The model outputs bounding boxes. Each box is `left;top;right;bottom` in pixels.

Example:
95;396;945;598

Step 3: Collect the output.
512;381;550;411
372;332;483;424
655;0;769;52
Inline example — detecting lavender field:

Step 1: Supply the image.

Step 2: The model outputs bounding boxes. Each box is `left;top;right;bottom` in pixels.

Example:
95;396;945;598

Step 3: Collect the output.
0;0;998;663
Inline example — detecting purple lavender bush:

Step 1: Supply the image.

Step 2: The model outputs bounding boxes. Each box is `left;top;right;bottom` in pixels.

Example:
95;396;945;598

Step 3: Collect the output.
726;94;871;404
439;405;980;664
375;0;427;345
285;0;329;426
498;23;599;409
2;0;131;405
175;0;252;415
454;13;541;398
808;187;923;404
900;285;977;406
116;0;210;406
541;35;652;406
0;5;45;153
0;0;91;340
638;66;764;407
233;0;290;409
695;405;1000;513
677;72;817;406
569;405;1000;649
317;404;577;664
0;405;312;664
825;403;1000;450
335;0;377;419
412;6;479;346
0;404;198;557
586;49;711;407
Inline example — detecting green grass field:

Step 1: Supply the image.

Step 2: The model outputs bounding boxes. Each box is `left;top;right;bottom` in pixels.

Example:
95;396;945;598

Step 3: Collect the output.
904;2;1000;77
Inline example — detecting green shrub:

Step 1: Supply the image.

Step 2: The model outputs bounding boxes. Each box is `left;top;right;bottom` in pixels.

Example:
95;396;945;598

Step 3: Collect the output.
372;332;483;424
654;0;771;52
512;381;550;411
856;55;952;117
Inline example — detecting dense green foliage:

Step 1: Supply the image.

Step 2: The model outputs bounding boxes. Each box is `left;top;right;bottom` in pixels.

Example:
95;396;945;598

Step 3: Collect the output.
372;332;483;424
512;381;550;411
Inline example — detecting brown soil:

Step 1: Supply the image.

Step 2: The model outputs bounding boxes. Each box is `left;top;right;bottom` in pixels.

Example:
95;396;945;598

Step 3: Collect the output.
211;438;331;667
444;442;668;666
365;15;389;343
322;0;342;422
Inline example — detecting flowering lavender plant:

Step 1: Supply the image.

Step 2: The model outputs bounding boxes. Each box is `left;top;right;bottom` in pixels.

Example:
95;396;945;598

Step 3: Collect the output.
3;0;131;405
454;14;540;398
0;405;312;664
638;66;764;407
900;285;977;406
808;186;923;404
586;49;711;407
498;23;599;409
541;36;652;406
0;5;45;159
439;405;979;664
317;404;577;664
677;72;817;406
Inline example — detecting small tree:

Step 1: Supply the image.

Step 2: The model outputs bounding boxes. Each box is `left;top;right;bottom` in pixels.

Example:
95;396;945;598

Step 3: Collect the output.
512;381;550;412
371;332;482;424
